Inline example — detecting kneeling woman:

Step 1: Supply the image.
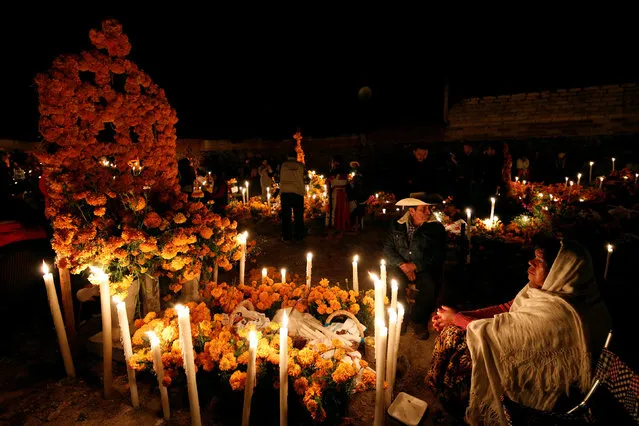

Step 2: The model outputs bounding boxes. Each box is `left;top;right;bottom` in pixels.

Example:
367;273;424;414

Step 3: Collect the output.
427;238;611;425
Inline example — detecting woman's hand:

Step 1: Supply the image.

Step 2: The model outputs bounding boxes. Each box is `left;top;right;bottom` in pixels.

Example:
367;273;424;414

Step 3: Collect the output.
432;306;457;332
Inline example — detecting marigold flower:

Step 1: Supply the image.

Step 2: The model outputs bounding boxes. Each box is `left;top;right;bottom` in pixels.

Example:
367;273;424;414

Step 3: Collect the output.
173;213;187;224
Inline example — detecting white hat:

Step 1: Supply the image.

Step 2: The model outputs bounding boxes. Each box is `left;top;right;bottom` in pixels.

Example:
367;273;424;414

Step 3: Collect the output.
396;197;427;207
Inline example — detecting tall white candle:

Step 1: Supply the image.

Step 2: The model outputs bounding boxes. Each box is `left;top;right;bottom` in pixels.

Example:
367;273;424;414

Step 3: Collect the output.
374;325;387;426
604;244;614;280
213;263;219;284
242;330;258;426
238;232;247;285
390;279;398;313
90;266;112;397
352;255;359;293
370;273;384;363
281;268;287;284
599;176;604;189
565;177;568;189
380;259;387;298
148;331;170;419
176;305;202;426
267;192;271;208
577;173;582;186
42;261;75;378
279;313;289;426
589;162;594;183
612;157;616;172
245;180;250;199
114;296;138;407
262;268;268;285
465;208;472;240
306;253;313;289
489;197;496;224
385;309;397;408
515;176;519;183
392;304;404;388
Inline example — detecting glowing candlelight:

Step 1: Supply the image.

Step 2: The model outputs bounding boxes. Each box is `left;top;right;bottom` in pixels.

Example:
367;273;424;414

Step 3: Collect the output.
385;308;397;408
589;161;594;183
515;176;519;182
280;313;289;426
382;208;386;214
281;268;287;284
306;252;313;289
522;180;526;185
380;259;387;297
465;208;472;240
375;193;379;199
635;173;638;185
565;176;568;188
352;255;359;293
90;266;112;397
241;187;246;203
604;244;614;280
242;330;258;426
113;296;138;407
612;157;616;172
599;176;604;189
577;173;582;186
489;197;496;223
390;279;398;313
148;331;170;419
262;267;268;284
238;231;248;285
42;261;75;378
176;305;202;426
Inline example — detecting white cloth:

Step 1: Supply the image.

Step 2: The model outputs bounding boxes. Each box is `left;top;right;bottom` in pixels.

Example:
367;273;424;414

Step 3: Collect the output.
465;240;610;425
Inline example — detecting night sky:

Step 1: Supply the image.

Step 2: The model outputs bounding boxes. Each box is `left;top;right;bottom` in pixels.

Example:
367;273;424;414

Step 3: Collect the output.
1;10;637;141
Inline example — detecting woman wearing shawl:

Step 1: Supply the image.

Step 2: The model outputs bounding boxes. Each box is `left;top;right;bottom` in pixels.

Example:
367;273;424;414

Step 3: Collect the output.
427;238;611;425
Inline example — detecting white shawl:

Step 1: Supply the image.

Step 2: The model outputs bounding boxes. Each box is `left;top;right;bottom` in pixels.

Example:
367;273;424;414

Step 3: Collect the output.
465;240;609;425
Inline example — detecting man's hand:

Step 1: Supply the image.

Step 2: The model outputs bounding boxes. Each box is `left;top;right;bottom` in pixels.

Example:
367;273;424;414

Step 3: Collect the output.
399;263;417;281
431;305;457;331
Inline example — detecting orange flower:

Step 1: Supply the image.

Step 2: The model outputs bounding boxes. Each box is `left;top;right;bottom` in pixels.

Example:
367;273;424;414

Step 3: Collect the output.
229;370;247;391
294;377;309;396
173;213;187;224
94;207;106;217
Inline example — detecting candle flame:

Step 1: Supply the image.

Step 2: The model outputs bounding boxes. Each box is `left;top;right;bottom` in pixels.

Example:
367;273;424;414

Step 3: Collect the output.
490;197;496;203
368;272;379;282
578;173;582;178
600;176;604;181
42;260;50;275
570;181;574;186
465;208;471;217
522;180;526;185
590;161;594;166
380;259;386;266
281;268;286;282
307;252;313;261
245;181;249;187
262;268;267;277
391;279;398;291
248;330;258;349
607;244;614;253
388;308;397;322
147;331;160;347
565;177;569;182
353;255;359;263
515;177;519;182
538;193;544;198
612;157;616;162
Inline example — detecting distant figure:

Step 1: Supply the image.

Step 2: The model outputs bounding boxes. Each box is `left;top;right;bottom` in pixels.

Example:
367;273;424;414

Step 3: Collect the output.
258;159;273;201
347;161;366;231
405;145;436;197
279;151;305;242
553;152;570;181
209;173;228;215
178;158;195;194
516;155;530;179
326;156;351;232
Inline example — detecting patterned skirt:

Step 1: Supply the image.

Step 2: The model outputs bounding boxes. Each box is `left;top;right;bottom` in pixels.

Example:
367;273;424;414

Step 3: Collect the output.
426;326;472;414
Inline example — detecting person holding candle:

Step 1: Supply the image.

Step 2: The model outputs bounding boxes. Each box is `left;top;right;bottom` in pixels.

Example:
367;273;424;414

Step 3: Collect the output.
382;194;447;340
279;151;306;243
426;238;611;423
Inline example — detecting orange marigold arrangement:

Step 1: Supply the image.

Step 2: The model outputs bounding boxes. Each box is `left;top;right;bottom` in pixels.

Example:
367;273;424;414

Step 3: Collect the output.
36;20;241;298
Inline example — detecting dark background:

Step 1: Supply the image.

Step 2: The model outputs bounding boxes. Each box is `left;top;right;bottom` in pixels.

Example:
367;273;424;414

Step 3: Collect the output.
1;9;637;141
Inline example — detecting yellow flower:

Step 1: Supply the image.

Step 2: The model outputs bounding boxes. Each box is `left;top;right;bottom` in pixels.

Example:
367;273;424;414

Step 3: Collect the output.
319;278;330;288
173;213;187;224
331;361;357;384
219;352;238;371
297;347;316;368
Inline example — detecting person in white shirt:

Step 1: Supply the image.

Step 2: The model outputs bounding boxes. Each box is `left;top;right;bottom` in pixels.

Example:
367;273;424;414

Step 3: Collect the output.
279;151;305;242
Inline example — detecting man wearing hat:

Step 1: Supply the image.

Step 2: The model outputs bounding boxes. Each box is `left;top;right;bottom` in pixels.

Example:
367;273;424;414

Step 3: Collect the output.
383;193;447;340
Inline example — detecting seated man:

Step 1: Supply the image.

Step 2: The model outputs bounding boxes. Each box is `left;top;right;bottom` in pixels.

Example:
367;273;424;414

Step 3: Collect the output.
383;193;447;340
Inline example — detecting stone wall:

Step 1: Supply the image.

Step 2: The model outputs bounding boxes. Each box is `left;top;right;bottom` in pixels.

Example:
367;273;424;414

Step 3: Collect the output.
446;83;639;140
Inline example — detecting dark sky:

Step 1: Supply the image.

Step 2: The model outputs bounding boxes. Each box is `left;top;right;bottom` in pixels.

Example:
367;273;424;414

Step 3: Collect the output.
1;9;637;141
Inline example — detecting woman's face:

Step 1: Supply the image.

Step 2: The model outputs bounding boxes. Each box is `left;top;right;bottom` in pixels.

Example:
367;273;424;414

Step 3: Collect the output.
528;249;550;289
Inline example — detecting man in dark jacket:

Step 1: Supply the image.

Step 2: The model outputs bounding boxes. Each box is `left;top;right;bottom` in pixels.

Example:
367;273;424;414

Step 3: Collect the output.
383;194;447;340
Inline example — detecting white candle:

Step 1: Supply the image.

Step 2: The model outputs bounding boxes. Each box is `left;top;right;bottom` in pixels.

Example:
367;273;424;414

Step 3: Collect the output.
489;197;496;224
267;192;271;208
245;180;250;199
114;296;138;407
90;266;113;397
604;244;613;280
635;173;638;185
370;273;384;364
213;263;219;284
390;279;398;313
241;187;246;204
589;162;594;183
238;232;247;285
176;305;202;426
612;157;616;172
577;173;582;186
599;176;604;189
375;193;379;199
42;261;75;378
280;313;289;426
306;252;313;289
382;208;386;215
374;324;387;426
281;268;287;284
565;177;568;188
385;308;397;408
352;255;359;293
392;304;404;387
262;267;268;285
465;208;472;241
148;331;170;419
242;330;258;426
380;259;387;298
515;176;519;183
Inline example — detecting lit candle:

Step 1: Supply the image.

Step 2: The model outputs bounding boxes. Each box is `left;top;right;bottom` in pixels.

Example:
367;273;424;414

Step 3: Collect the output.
385;309;397;408
279;313;289;426
245;180;250;199
267;192;271;208
380;260;387;296
90;266;112;397
382;208;386;214
577;173;582;186
370;273;384;363
604;244;614;280
465;208;472;240
515;176;519;183
489;197;496;224
148;331;170;419
113;296;138;407
599;176;604;189
374;324;387;426
306;253;313;289
241;187;246;204
589;161;594;183
176;305;202;426
565;177;569;188
612;157;616;172
242;330;258;426
42;261;75;378
213;263;219;284
281;268;287;284
352;255;359;293
262;267;268;285
635;174;638;185
238;231;248;285
390;279;398;313
522;180;526;185
375;193;379;199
